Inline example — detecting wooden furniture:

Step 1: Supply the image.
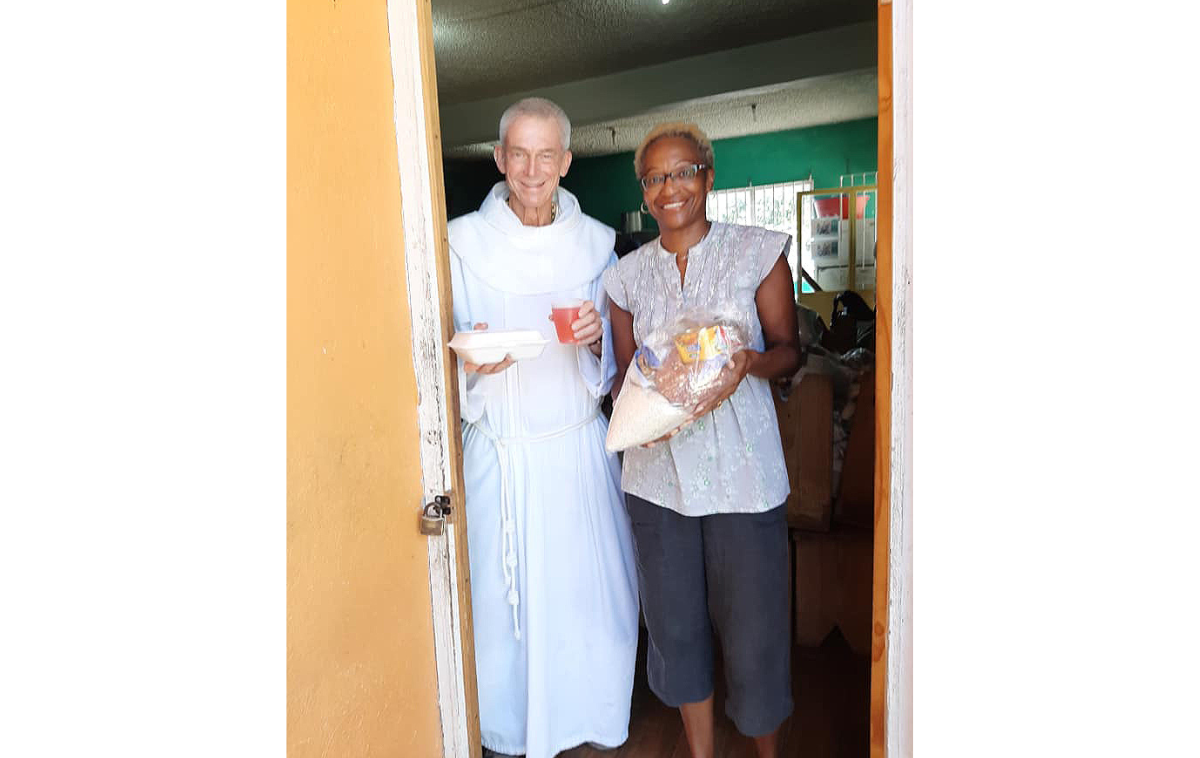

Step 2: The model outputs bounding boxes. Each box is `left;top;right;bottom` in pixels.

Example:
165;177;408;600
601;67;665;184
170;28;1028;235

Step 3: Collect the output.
773;374;834;531
792;525;874;656
775;368;876;655
836;369;876;530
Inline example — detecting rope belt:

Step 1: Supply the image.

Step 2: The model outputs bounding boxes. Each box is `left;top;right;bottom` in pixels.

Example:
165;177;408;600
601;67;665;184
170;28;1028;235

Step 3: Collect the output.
467;408;599;640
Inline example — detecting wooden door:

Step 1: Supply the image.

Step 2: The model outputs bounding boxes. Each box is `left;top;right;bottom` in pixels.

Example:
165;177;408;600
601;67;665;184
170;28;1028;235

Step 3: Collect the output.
287;0;479;755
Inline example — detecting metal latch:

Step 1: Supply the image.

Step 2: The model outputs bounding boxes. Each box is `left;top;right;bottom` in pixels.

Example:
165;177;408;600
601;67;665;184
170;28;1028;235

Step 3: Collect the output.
419;494;452;536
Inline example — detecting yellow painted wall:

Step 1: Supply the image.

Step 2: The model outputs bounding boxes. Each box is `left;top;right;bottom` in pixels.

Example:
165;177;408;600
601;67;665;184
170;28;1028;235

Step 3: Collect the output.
287;0;442;755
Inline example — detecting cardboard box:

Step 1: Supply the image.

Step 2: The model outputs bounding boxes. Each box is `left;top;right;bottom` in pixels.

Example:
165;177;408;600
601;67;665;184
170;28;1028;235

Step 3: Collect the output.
773;374;834;531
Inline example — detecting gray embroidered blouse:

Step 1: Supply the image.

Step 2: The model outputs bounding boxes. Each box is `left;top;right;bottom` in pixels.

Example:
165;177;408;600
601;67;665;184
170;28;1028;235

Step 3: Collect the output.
602;222;791;516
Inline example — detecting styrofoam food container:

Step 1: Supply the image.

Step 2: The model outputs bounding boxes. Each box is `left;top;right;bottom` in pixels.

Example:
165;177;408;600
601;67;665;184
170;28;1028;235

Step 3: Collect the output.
448;329;549;364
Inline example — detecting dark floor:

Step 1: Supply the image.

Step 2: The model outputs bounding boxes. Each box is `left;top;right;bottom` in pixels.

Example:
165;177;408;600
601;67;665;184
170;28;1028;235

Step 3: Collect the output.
556;627;869;758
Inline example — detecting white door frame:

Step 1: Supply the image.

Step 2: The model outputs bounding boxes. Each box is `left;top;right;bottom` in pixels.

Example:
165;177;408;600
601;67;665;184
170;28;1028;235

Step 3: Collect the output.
882;0;913;755
385;0;479;756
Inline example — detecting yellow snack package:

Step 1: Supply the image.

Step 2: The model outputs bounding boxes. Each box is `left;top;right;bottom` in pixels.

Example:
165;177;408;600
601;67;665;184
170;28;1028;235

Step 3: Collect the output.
674;325;731;364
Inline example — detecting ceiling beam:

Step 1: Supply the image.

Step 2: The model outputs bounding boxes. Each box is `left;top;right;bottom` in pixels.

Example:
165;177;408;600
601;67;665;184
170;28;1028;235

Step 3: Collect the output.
438;20;876;149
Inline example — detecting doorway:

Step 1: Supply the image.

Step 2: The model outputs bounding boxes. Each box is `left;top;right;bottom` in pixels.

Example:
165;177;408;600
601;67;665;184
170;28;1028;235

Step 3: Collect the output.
393;1;907;758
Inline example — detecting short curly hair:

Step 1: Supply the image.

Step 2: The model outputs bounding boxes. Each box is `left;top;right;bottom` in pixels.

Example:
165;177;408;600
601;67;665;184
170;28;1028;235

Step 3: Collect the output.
633;122;715;179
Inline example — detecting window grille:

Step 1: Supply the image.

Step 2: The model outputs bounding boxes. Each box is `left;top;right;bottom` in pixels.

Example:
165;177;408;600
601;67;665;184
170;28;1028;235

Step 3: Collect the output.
706;179;814;293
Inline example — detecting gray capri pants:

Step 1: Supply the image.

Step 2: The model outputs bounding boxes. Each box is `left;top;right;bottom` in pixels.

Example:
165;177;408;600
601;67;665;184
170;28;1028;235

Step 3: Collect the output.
624;492;793;737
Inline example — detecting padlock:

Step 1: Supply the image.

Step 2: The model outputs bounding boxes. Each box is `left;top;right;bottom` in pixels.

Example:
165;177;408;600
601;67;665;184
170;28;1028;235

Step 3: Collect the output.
419;495;451;536
419;501;445;536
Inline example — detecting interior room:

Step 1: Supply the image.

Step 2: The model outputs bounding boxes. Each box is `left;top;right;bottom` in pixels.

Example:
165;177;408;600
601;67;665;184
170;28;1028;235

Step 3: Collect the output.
432;1;881;755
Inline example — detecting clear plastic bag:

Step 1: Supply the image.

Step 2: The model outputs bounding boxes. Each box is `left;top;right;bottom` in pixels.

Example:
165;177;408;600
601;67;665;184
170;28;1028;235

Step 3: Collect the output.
605;307;748;452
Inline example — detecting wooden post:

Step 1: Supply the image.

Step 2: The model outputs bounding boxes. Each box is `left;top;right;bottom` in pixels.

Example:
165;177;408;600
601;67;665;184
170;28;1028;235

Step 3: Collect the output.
870;1;894;757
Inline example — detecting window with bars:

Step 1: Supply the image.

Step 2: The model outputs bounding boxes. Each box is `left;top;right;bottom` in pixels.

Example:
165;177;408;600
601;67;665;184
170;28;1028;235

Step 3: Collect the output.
706;179;814;294
797;173;879;293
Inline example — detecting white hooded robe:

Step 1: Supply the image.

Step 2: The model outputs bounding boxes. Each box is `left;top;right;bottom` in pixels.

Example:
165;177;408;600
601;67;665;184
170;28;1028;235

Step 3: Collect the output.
447;183;639;758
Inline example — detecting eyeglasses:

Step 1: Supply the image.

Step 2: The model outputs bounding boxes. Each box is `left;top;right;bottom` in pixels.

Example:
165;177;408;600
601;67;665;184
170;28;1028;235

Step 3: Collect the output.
639;164;709;190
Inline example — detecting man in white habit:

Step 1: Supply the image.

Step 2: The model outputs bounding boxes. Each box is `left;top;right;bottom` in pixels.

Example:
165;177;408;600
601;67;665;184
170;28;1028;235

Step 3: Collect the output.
447;97;639;758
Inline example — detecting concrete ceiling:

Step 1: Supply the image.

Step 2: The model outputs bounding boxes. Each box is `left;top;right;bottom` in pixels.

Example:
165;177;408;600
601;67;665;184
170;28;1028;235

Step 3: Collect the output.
432;0;877;159
445;70;878;159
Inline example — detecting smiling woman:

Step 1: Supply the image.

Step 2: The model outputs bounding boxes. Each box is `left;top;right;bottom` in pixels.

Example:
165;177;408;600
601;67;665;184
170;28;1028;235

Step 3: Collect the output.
603;121;803;758
630;123;716;268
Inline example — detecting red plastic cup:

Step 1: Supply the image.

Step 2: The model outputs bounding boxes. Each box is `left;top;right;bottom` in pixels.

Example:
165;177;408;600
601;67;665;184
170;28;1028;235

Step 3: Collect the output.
551;299;582;343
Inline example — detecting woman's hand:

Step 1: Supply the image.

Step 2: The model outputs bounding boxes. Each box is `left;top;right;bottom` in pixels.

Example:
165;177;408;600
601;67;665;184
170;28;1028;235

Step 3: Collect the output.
690;348;757;418
461;322;516;374
641;348;758;448
640;426;683;448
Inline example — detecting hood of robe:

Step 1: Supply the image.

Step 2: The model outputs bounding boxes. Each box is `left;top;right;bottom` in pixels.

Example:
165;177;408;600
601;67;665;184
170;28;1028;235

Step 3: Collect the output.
448;182;616;296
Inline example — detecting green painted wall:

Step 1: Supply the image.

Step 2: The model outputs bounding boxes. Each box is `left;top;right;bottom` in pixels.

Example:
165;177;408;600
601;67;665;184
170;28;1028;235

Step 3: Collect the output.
443;117;878;230
443;158;504;222
559;152;651;232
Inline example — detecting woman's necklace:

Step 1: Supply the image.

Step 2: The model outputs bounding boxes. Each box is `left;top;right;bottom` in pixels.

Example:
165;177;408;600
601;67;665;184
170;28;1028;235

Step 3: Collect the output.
673;248;689;290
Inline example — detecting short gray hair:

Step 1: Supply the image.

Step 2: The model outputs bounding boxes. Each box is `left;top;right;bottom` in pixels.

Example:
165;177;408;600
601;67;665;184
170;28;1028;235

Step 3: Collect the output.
498;97;571;151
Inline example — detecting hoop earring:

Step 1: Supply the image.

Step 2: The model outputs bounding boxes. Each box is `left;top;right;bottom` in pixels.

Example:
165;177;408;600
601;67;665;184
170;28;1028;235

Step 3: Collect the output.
640;201;649;214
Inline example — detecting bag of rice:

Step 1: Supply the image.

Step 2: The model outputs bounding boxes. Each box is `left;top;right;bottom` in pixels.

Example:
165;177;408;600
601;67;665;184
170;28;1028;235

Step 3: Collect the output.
606;309;748;452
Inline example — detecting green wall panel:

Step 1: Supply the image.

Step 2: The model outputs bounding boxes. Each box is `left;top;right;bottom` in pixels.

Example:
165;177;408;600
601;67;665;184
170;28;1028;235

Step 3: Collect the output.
443;117;878;233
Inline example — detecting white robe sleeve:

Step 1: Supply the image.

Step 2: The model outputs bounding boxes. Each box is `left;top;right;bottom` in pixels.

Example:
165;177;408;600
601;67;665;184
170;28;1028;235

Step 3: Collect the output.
449;245;492;425
575;252;617;398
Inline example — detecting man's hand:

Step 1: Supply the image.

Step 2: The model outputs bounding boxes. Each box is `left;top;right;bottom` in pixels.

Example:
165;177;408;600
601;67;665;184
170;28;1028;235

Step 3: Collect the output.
571;300;603;346
464;356;515;374
461;322;516;374
549;300;604;356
